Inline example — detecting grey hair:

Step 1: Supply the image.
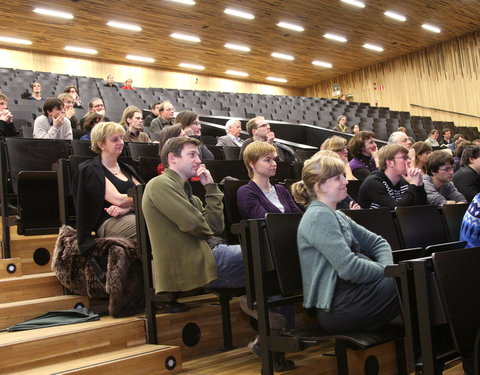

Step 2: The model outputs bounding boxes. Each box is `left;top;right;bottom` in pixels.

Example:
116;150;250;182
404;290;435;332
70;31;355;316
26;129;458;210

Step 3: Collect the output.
225;119;240;134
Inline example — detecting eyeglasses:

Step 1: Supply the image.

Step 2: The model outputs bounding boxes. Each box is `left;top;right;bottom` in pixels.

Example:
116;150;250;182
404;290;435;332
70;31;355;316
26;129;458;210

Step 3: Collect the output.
256;123;269;129
333;146;348;152
394;155;410;161
438;166;454;172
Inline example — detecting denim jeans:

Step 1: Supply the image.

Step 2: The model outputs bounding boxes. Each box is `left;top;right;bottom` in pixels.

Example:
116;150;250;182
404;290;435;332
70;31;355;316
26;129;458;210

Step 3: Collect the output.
204;244;245;289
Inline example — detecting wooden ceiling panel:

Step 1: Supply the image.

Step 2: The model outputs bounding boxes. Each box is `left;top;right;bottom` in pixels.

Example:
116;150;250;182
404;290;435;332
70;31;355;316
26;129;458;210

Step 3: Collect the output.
0;0;479;88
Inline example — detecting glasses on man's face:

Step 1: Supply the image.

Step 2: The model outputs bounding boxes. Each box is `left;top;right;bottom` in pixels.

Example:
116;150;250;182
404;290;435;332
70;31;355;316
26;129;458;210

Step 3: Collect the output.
438;166;454;172
256;123;269;129
395;155;410;161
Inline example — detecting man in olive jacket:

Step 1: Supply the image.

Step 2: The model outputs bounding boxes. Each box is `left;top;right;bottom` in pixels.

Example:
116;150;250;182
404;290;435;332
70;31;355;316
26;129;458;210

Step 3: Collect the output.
142;136;244;293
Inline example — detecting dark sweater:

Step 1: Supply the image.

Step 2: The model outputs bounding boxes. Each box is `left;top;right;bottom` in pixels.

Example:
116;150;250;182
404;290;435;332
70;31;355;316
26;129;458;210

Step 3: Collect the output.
453;165;480;202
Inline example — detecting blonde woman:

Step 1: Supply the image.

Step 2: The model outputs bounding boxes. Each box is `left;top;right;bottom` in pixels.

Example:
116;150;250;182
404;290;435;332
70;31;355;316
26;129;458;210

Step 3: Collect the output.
321;136;356;180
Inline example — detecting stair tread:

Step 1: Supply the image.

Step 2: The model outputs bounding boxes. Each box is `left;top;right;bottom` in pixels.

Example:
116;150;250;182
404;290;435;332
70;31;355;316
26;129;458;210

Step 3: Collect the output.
0;294;86;308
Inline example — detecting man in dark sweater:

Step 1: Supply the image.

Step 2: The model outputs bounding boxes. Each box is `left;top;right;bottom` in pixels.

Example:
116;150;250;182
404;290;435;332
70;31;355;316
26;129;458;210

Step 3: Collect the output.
453;145;480;202
0;93;19;137
358;144;427;209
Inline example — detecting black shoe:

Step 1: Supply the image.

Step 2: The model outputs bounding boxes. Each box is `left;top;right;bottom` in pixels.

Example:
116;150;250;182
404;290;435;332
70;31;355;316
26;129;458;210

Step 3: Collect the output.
274;352;295;372
160;302;190;313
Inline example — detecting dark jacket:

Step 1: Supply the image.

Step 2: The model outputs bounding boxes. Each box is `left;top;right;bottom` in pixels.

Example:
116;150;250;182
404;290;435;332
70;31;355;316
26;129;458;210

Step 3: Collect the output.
453;165;480;202
72;156;142;255
0;120;20;137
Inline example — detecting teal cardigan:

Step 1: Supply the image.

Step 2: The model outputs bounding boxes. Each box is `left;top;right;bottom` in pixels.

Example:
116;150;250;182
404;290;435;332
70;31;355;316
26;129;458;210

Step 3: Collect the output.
297;200;394;311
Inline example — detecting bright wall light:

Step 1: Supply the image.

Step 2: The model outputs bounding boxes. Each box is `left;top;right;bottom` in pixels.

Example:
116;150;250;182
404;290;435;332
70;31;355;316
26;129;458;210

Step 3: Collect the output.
224;43;250;52
166;0;196;5
0;36;32;45
126;55;155;63
179;63;205;70
33;8;74;19
363;43;384;52
277;22;304;32
312;60;333;68
324;33;347;43
107;21;142;32
224;8;254;20
266;76;287;83
170;33;201;43
65;46;97;55
340;0;365;8
422;24;441;33
384;11;406;22
226;70;249;77
271;52;294;61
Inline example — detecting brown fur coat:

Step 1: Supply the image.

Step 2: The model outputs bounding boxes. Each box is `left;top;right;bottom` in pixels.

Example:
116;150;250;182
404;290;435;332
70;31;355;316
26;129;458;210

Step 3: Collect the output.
52;225;144;317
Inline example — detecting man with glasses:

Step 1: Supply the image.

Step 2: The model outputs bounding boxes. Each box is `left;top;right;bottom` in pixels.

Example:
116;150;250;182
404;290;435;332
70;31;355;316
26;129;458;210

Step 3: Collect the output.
358;144;426;209
79;98;110;127
239;116;285;160
422;150;466;206
150;101;175;134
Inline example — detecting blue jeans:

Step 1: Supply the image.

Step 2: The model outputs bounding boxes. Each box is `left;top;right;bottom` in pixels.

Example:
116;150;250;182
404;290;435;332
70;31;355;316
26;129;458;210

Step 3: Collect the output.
204;244;245;289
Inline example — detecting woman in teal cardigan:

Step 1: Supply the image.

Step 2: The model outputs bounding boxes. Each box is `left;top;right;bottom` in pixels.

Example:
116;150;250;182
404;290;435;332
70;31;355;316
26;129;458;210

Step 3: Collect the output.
292;155;400;333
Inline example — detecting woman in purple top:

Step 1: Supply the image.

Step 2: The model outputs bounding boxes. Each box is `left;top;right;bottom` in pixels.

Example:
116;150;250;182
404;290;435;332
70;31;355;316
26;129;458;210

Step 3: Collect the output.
237;141;301;219
348;130;379;180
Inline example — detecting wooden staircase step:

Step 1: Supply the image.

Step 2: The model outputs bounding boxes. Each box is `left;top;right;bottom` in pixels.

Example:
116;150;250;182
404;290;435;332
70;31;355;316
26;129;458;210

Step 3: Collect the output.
0;316;146;373
0;295;89;330
8;344;182;375
0;272;63;303
0;257;22;278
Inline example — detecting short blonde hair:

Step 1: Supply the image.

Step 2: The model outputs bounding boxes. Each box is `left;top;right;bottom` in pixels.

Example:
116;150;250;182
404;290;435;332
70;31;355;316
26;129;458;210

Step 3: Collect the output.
292;154;344;206
243;141;277;178
321;136;347;152
90;122;125;153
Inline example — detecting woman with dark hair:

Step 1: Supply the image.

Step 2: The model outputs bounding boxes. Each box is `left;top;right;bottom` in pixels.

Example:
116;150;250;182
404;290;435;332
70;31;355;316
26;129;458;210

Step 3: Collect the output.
291;155;400;333
453;140;472;172
80;112;104;141
63;85;83;108
411;141;432;174
348;130;378;179
176;110;214;160
156;124;186;175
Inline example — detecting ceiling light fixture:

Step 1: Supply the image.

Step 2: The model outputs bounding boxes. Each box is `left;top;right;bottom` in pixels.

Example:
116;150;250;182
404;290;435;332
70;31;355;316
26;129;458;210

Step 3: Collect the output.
422;24;441;33
179;63;205;70
312;60;333;68
33;8;74;19
224;8;255;20
170;33;201;43
166;0;196;5
324;33;347;43
271;52;294;61
126;54;155;63
224;43;250;52
340;0;365;8
107;21;142;32
226;70;249;77
65;46;97;55
277;22;304;32
266;76;287;83
384;11;406;22
363;43;384;52
0;36;32;45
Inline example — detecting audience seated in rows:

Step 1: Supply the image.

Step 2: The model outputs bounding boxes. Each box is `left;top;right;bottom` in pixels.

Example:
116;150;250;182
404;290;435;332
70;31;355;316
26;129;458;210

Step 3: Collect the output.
333;115;348;133
441;127;453;147
453;139;472;171
104;74;118;88
79;98;110;127
156;125;185;175
358;144;426;209
33;97;73;140
149;101;175;134
80;112;104;141
63;84;83;109
216;119;243;147
142;136;244;293
422;150;466;206
351;124;360;134
348;130;378;179
424;129;440;148
411;141;432;174
452;145;480;202
322;136;356;180
0;93;20;137
292;154;401;333
176;110;214;160
143;101;162;128
58;93;80;130
72;121;142;255
388;130;412;149
239;116;285;161
27;81;43;101
121;78;136;91
120;106;152;143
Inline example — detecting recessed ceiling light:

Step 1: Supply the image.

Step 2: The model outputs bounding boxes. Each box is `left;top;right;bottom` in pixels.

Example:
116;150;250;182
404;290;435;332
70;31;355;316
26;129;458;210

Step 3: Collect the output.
33;8;74;19
0;36;32;45
170;33;201;43
422;24;441;33
166;0;195;5
363;43;384;52
224;43;251;52
107;21;142;32
277;22;304;32
126;55;155;63
340;0;365;8
271;52;294;61
324;33;347;43
312;60;333;68
226;70;249;77
65;46;97;55
179;63;205;70
384;11;406;22
266;76;287;83
224;8;255;20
